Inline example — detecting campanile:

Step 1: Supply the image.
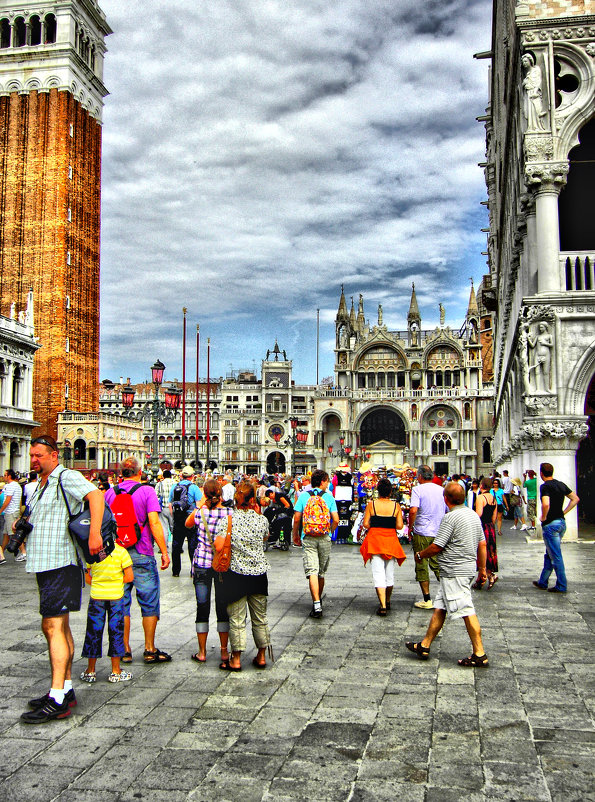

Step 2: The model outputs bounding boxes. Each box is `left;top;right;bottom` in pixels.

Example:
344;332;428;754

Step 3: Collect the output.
0;1;111;437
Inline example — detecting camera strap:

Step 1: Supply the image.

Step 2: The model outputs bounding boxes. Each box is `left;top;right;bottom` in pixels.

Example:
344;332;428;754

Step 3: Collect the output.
27;478;50;519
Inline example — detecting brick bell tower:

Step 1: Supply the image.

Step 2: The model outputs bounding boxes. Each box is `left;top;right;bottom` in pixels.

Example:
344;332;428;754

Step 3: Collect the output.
0;1;111;437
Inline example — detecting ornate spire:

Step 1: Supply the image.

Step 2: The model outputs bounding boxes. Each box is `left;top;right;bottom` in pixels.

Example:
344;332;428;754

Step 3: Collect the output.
349;296;356;327
357;293;365;331
407;283;420;322
467;278;479;317
337;284;348;319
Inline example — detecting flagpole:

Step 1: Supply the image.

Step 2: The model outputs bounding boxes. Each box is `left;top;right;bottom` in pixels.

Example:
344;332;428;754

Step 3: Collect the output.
206;337;211;469
195;325;199;467
316;307;320;386
182;307;187;464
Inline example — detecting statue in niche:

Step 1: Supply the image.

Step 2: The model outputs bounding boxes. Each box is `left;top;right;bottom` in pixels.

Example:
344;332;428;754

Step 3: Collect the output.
411;324;419;347
527;321;553;393
378;304;383;326
339;326;348;348
469;319;478;345
9;302;16;319
439;304;445;326
522;53;547;132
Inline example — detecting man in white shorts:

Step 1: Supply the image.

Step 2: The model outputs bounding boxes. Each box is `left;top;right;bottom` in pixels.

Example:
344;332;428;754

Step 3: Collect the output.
405;482;489;667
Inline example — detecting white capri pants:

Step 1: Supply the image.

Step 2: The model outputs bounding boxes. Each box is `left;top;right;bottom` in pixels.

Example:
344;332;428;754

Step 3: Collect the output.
370;555;395;588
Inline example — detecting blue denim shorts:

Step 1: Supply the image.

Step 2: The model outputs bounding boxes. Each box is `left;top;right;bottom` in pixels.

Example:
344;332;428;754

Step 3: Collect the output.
122;548;160;618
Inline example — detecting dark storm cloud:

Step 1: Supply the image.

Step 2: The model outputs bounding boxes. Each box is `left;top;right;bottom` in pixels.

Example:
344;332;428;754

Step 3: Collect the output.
98;0;492;383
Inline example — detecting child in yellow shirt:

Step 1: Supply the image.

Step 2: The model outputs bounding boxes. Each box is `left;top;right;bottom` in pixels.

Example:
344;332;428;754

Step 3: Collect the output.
80;543;134;683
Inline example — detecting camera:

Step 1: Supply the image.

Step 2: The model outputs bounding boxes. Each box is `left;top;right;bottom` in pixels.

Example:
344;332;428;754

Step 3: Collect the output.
6;516;33;555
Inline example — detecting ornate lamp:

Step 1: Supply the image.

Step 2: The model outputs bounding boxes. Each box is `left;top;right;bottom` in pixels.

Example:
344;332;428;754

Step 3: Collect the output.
151;359;165;386
164;386;182;410
121;384;136;408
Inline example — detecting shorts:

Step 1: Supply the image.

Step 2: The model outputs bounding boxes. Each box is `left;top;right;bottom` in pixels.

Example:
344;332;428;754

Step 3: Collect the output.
302;535;331;578
37;564;84;618
412;533;440;583
81;596;126;658
433;575;476;620
122;548;160;618
527;499;537;519
513;504;524;520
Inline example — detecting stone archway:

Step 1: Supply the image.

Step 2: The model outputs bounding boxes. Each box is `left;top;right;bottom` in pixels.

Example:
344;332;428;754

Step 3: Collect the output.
576;372;595;524
266;451;286;474
359;408;406;446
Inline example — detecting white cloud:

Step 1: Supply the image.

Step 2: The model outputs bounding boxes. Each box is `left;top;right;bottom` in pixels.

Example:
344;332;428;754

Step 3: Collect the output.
98;0;491;384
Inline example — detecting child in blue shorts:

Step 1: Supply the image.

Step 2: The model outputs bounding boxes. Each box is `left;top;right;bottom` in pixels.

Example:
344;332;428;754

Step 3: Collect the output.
80;543;134;683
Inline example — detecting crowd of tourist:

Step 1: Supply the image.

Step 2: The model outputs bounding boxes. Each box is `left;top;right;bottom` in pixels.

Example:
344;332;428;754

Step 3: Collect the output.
0;442;579;723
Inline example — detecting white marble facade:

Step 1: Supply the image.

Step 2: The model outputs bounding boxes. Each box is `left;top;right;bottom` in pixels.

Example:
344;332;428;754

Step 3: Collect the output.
0;292;39;474
482;1;595;538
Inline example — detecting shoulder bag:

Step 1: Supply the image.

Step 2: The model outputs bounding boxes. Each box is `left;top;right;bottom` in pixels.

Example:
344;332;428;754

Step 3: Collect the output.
58;471;116;563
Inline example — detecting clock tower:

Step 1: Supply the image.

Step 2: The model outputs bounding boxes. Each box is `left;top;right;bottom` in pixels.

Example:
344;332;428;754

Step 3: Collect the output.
0;1;112;436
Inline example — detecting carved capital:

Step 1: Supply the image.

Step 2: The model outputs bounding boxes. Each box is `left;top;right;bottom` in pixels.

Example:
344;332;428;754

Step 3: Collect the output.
518;419;589;450
525;162;568;190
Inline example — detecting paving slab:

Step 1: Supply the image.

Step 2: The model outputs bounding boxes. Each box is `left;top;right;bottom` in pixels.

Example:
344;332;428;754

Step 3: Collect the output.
0;533;594;800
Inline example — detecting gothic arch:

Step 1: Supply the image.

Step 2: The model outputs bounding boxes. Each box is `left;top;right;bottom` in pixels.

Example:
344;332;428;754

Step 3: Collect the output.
356;405;408;447
354;341;407;371
562;338;595;416
317;409;346;430
550;42;595;162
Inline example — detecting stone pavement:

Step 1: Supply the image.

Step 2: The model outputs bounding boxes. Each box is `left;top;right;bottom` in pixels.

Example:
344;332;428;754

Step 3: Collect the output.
0;531;594;802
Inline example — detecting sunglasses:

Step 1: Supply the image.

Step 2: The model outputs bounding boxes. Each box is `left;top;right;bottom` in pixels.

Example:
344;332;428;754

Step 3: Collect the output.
31;437;58;450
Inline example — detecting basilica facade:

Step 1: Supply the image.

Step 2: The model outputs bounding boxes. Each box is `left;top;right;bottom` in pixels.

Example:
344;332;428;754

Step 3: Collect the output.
482;0;595;537
312;288;495;477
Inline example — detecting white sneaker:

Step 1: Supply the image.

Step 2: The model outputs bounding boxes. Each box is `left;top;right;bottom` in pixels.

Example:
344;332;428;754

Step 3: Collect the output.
15;553;27;562
520;524;528;531
510;526;517;530
414;599;434;609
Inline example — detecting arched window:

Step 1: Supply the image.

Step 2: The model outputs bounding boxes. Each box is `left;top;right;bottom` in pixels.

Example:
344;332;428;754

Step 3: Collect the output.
0;19;10;48
377;372;385;388
482;438;492;464
14;17;26;47
387;371;395;389
29;15;41;45
431;434;452;455
74;438;87;460
12;366;22;406
559;116;595;253
411;403;418;421
464;402;471;421
44;13;56;44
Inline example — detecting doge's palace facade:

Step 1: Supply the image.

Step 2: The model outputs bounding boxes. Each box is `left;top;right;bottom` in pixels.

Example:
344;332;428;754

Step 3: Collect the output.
481;0;595;537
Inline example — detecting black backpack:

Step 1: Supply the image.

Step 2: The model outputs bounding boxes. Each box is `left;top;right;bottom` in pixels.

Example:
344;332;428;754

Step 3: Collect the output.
171;482;191;517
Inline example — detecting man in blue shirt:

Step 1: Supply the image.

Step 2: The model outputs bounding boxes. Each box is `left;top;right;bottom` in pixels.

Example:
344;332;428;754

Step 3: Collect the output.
169;466;202;577
292;470;339;618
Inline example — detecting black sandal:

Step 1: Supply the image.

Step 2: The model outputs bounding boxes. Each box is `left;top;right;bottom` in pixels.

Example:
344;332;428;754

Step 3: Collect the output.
376;606;387;617
143;648;172;664
405;641;430;660
458;653;489;667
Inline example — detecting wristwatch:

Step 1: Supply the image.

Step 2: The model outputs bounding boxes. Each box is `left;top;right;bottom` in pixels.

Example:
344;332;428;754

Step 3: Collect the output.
415;552;422;562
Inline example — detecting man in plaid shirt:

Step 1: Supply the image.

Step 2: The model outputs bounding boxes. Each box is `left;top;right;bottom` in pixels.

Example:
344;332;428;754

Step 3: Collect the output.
20;436;104;724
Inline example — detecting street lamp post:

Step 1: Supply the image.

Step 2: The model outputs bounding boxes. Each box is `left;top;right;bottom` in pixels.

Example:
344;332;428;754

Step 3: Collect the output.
121;360;182;477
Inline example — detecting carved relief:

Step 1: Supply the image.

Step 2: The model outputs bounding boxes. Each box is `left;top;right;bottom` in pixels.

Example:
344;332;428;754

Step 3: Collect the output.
524;162;569;187
524;134;554;162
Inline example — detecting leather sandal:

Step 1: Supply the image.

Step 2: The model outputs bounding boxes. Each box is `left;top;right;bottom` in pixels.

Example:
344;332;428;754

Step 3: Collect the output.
405;641;430;660
376;606;387;617
458;653;489;667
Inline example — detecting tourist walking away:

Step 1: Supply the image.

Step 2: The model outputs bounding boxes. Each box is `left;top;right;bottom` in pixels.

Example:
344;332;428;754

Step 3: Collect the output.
523;469;538;530
466;479;479;510
21;436;104;723
360;478;406;615
169;466;202;577
185;478;230;665
491;478;508;536
156;469;176;544
105;457;171;664
220;481;271;671
80;543;134;683
501;470;513;518
474;477;498;589
408;465;447;609
292;469;339;618
1;468;25;561
533;462;579;594
406;482;489;667
509;478;528;531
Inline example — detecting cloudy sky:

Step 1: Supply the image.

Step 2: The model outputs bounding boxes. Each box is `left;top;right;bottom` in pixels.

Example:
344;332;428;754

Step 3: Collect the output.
99;0;492;386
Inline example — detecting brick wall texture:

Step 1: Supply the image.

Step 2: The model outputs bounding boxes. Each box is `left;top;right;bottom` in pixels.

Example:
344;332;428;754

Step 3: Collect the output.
523;0;595;17
0;89;101;438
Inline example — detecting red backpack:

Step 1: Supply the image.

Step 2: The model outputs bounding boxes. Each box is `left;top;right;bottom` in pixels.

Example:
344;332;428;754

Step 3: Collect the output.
109;485;143;548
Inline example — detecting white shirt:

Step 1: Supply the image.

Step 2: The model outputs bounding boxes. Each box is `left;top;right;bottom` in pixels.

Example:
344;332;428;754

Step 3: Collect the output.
2;481;22;514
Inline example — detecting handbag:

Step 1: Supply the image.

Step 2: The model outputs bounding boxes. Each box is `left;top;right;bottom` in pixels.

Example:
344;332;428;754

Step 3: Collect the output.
58;471;116;563
200;508;232;572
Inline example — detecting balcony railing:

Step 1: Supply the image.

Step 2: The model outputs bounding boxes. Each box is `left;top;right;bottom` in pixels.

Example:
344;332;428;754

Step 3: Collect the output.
561;252;595;291
318;387;484;400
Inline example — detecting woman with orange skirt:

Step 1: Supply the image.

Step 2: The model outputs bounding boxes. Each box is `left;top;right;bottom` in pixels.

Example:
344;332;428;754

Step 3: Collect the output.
360;478;406;616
